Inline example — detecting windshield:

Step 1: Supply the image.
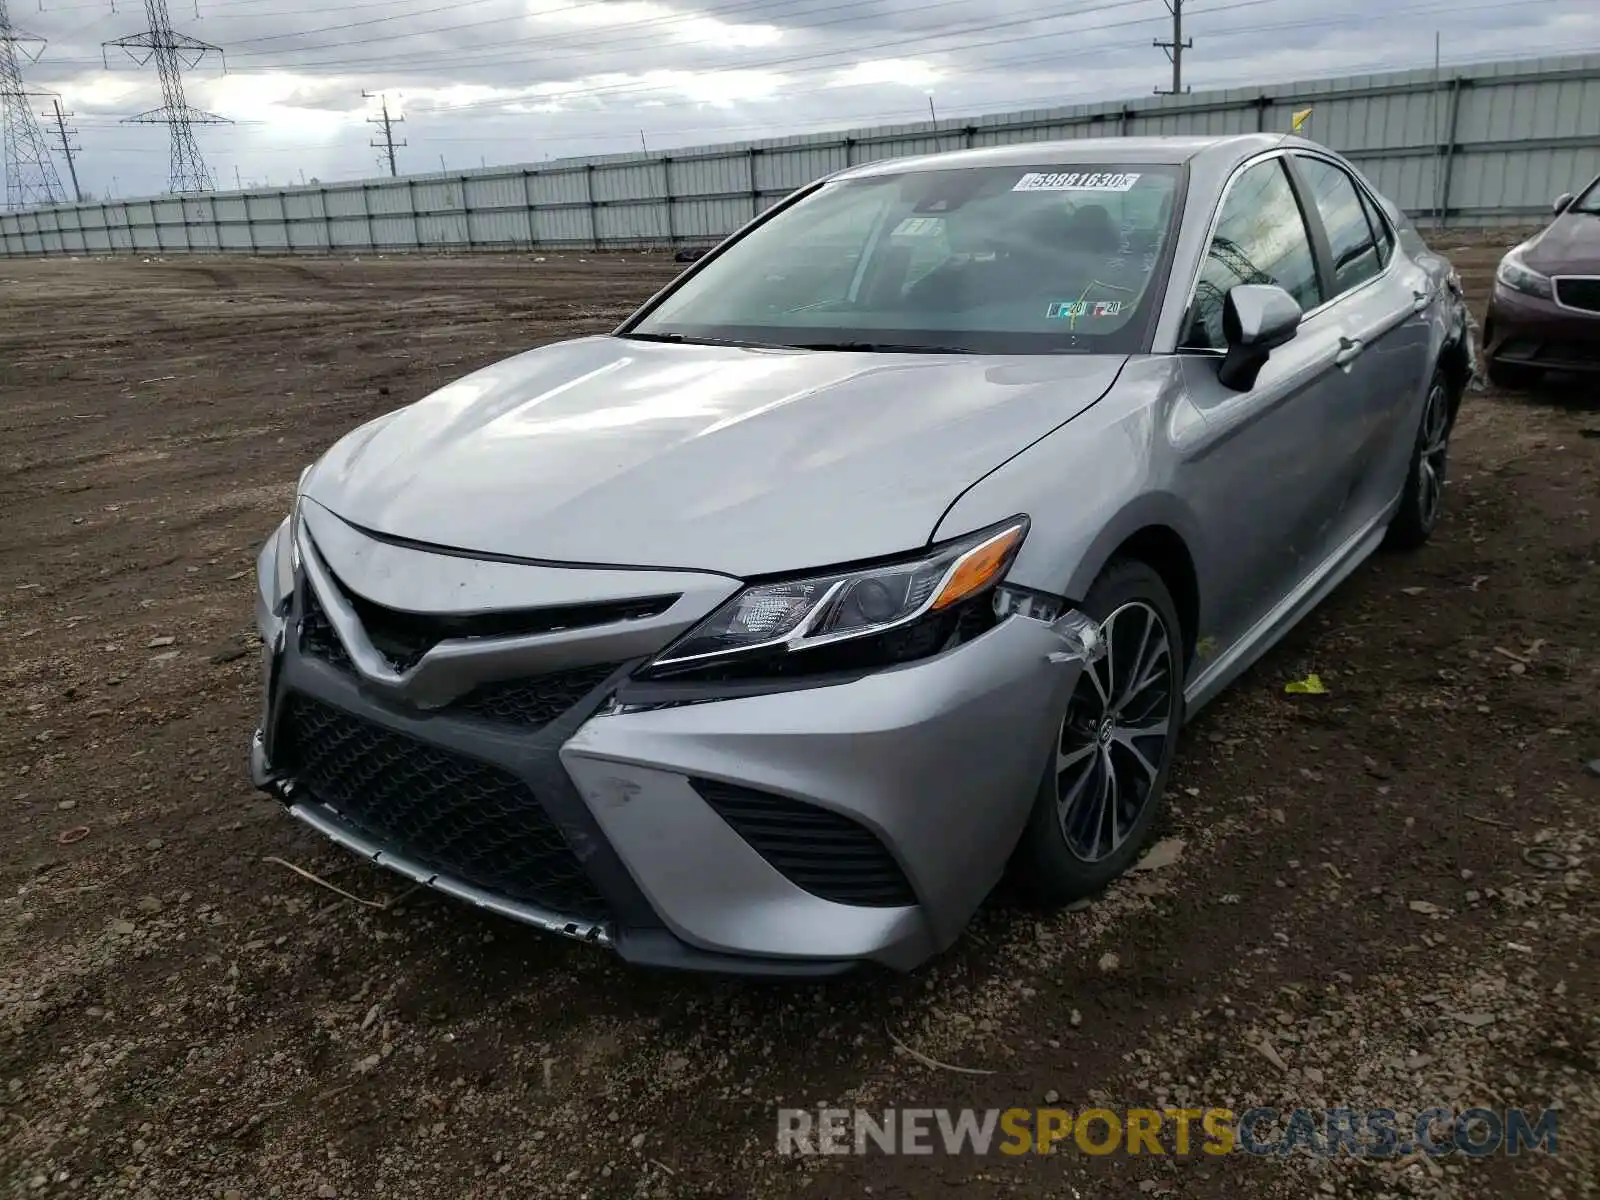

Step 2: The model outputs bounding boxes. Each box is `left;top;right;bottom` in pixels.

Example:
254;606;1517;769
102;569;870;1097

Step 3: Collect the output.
1572;177;1600;215
625;163;1184;354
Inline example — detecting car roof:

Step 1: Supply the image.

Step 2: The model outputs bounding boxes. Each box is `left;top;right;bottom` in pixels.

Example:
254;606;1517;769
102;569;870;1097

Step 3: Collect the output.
832;134;1322;181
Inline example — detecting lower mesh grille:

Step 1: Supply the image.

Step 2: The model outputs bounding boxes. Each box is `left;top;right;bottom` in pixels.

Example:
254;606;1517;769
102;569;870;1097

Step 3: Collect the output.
453;664;620;728
276;693;607;918
690;779;916;907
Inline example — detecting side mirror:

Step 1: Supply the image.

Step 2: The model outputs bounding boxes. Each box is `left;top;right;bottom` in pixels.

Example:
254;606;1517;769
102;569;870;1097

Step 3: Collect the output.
1217;284;1302;391
1554;193;1574;215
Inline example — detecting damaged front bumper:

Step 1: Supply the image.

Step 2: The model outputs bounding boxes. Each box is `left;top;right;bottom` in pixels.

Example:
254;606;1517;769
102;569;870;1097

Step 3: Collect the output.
251;520;1103;974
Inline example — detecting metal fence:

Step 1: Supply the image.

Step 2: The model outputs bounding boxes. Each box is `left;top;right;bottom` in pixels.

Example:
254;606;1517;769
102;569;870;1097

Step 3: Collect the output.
4;52;1598;258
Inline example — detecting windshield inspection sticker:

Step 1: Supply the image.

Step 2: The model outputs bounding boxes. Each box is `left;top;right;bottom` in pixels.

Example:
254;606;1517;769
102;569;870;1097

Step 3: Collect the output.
1092;300;1123;317
1013;171;1142;192
1045;301;1089;319
892;216;944;237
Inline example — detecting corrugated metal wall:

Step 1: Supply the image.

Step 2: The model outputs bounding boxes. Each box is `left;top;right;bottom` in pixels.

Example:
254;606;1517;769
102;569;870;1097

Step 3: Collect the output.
4;52;1597;258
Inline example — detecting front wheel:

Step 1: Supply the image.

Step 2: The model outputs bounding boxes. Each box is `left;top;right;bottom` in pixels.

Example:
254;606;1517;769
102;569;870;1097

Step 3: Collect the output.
1010;559;1185;907
1384;367;1454;551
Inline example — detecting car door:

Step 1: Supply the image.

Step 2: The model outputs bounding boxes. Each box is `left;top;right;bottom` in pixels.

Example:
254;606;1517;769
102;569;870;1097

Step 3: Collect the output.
1287;153;1433;543
1175;155;1360;655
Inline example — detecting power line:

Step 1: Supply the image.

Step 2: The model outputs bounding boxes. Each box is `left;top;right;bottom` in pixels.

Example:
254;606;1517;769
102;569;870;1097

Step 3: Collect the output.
68;32;1590;168
37;0;897;73
229;0;545;46
103;0;230;192
364;88;404;176
25;0;1587;196
59;0;1580;121
386;0;1572;119
38;0;1582;88
225;0;965;64
406;27;1589;149
245;0;1195;106
0;0;67;208
1153;0;1193;94
53;0;1589;174
45;95;81;201
203;0;480;19
364;0;1290;118
226;0;832;53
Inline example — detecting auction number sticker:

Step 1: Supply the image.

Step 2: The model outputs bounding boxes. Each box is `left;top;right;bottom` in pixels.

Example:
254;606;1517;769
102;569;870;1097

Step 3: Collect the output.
1013;172;1142;192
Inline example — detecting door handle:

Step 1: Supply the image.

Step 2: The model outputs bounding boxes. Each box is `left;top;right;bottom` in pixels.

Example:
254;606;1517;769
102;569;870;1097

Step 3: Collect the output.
1412;289;1433;314
1334;336;1364;368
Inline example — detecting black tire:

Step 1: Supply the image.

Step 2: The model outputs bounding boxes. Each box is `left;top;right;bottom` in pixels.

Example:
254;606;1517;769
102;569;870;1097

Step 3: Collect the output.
1486;357;1539;391
1384;367;1454;552
1010;558;1185;907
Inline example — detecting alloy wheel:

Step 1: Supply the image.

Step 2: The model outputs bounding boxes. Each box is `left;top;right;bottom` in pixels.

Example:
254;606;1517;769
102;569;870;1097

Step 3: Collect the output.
1055;601;1176;863
1417;379;1451;527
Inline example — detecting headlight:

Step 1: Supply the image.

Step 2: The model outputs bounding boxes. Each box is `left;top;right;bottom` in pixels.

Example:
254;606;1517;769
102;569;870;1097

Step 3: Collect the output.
639;517;1028;680
1496;249;1552;299
256;517;294;641
288;464;313;571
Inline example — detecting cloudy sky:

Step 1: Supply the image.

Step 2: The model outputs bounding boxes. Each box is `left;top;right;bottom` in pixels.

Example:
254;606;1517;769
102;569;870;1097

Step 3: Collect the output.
10;0;1599;199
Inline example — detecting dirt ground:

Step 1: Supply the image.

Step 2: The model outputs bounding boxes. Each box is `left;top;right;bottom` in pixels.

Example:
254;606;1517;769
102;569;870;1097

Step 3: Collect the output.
1;238;1596;1200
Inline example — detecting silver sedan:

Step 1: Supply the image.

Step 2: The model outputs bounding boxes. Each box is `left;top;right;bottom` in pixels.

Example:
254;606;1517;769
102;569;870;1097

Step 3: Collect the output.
251;133;1475;974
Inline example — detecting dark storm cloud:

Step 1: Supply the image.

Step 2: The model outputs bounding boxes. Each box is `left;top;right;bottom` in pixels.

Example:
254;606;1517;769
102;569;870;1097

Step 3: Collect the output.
15;0;1598;199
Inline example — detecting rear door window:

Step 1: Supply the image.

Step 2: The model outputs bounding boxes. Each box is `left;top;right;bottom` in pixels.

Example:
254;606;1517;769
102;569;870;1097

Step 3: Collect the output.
1356;186;1395;267
1294;155;1384;296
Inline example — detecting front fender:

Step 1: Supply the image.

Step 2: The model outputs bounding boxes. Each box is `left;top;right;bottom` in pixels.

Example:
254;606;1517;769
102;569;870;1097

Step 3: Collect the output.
1053;489;1208;606
931;357;1206;604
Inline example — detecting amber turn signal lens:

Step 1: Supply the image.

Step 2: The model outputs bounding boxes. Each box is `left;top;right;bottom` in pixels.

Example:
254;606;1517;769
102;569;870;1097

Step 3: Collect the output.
930;524;1025;610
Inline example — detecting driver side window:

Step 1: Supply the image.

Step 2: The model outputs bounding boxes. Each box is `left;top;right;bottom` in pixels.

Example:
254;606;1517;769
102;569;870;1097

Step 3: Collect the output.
1184;159;1323;351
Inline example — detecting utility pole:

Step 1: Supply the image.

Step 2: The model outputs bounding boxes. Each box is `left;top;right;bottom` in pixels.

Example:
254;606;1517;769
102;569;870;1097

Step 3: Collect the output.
364;90;403;177
104;0;230;193
45;97;81;202
0;0;67;208
1153;0;1193;95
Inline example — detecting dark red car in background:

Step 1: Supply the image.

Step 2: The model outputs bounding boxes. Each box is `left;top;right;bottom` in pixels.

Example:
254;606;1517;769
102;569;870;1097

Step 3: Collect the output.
1483;173;1600;388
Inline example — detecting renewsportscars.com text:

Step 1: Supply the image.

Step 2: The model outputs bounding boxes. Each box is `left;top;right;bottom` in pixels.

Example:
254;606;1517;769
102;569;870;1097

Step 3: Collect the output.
776;1106;1559;1158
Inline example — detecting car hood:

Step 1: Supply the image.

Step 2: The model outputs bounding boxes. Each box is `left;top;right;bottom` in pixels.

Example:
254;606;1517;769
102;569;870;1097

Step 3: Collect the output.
303;335;1128;577
1523;210;1600;274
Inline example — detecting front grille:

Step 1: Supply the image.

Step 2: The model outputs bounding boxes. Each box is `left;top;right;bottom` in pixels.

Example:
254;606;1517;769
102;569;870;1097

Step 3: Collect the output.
296;585;620;730
276;693;607;918
691;778;916;907
300;587;352;673
331;578;676;674
1554;277;1600;314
